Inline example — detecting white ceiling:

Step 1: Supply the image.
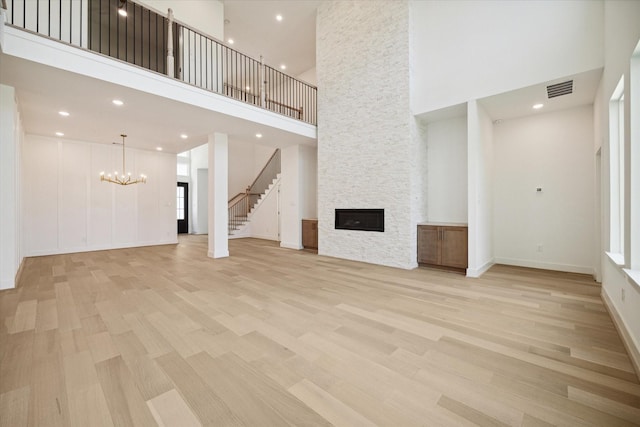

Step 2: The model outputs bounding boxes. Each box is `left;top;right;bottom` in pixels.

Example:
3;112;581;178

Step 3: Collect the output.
416;68;602;124
2;1;603;154
0;54;315;154
480;68;603;122
223;0;320;80
0;1;320;154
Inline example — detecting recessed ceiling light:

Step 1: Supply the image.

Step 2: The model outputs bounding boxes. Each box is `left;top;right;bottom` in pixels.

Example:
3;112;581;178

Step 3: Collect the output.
118;8;127;17
280;64;286;70
156;147;163;151
180;134;188;139
228;38;234;45
58;111;70;117
276;14;283;21
112;99;124;106
55;132;64;137
256;133;263;138
533;103;544;109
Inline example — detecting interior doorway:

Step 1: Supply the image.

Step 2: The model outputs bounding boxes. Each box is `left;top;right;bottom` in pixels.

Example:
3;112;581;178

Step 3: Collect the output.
177;182;189;234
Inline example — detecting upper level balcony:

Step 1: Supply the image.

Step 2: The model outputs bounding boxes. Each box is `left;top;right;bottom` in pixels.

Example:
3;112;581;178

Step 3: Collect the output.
2;0;317;134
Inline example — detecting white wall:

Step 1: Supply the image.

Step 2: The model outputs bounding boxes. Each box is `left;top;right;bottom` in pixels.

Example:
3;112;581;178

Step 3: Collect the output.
136;0;224;41
280;145;315;249
300;146;317;219
317;1;417;269
298;67;317;86
228;140;275;197
22;135;176;256
189;144;208;233
426;116;468;223
411;0;604;115
248;181;280;241
187;141;278;235
493;105;595;274
467;100;494;277
411;117;429;227
0;85;24;290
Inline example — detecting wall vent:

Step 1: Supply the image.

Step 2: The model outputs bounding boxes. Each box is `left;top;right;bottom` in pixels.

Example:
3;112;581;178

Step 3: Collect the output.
547;80;573;98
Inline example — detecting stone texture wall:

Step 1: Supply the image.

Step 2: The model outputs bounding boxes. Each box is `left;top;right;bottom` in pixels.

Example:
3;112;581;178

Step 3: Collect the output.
317;0;418;268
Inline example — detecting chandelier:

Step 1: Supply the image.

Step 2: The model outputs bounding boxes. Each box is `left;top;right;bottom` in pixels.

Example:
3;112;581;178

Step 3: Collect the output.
100;134;147;185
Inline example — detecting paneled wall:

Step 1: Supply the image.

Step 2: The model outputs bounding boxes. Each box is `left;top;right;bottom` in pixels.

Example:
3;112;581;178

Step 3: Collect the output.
23;135;177;256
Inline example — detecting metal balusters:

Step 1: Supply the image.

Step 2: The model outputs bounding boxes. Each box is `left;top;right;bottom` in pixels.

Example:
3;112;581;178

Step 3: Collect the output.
6;0;317;125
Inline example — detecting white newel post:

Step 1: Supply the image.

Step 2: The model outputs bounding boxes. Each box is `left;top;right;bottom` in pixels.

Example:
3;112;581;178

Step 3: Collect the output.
207;133;229;258
167;8;175;78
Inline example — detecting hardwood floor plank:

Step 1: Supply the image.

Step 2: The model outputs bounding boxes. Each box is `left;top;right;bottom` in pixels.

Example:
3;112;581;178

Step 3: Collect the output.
0;386;30;427
154;351;243;426
1;236;638;426
147;389;202;427
28;349;70;427
95;356;158;427
54;283;81;332
288;379;377;427
186;352;294;427
10;299;37;333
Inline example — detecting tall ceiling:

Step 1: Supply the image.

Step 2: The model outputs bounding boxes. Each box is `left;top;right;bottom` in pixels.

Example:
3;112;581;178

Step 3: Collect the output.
2;1;603;152
223;0;320;80
0;1;320;154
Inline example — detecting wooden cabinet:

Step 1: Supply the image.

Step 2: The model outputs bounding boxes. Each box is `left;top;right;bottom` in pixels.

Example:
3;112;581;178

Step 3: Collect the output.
418;224;467;271
302;219;318;250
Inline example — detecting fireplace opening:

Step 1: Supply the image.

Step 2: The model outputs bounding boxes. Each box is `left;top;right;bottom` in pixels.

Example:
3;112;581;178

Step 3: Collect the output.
335;209;384;232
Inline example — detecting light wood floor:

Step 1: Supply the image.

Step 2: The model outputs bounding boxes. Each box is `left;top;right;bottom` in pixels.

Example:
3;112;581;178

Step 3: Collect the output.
1;236;639;427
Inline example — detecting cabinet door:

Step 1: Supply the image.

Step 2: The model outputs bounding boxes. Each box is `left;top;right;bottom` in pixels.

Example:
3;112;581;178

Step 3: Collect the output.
441;227;468;268
417;226;439;264
302;220;318;249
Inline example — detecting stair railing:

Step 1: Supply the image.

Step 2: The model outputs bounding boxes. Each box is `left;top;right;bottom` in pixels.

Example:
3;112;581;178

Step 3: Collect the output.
3;0;317;125
228;149;281;233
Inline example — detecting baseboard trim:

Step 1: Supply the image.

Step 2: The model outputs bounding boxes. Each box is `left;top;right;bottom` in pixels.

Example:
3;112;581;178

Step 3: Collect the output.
494;257;594;275
280;242;303;250
1;258;26;290
207;250;229;258
0;279;14;291
26;240;179;257
14;257;26;287
601;288;640;382
250;234;279;241
466;259;494;278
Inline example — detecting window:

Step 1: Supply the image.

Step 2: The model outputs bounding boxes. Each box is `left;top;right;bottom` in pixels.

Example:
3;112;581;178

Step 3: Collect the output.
177;186;185;220
631;49;640;269
609;77;625;257
177;151;190;177
177;162;189;176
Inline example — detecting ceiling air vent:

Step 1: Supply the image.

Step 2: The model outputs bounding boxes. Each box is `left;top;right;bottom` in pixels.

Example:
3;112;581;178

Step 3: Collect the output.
546;80;573;99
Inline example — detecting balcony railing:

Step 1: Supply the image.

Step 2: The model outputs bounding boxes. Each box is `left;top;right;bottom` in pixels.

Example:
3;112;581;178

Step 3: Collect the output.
3;0;317;125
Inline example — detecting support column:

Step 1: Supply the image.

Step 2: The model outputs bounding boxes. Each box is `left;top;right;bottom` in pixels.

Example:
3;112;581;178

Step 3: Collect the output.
0;85;20;289
207;132;229;258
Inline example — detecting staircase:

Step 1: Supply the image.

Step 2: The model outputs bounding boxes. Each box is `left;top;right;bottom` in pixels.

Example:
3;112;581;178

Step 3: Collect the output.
228;149;281;235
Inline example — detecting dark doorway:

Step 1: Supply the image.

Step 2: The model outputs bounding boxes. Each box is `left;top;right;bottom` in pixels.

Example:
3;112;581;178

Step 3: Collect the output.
177;182;189;234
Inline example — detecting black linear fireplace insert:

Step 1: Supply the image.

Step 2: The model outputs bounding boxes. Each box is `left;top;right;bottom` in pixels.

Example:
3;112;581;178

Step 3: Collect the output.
335;209;384;232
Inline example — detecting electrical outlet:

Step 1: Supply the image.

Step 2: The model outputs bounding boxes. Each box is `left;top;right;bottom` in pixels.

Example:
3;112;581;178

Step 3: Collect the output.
622;288;626;302
537;244;543;252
